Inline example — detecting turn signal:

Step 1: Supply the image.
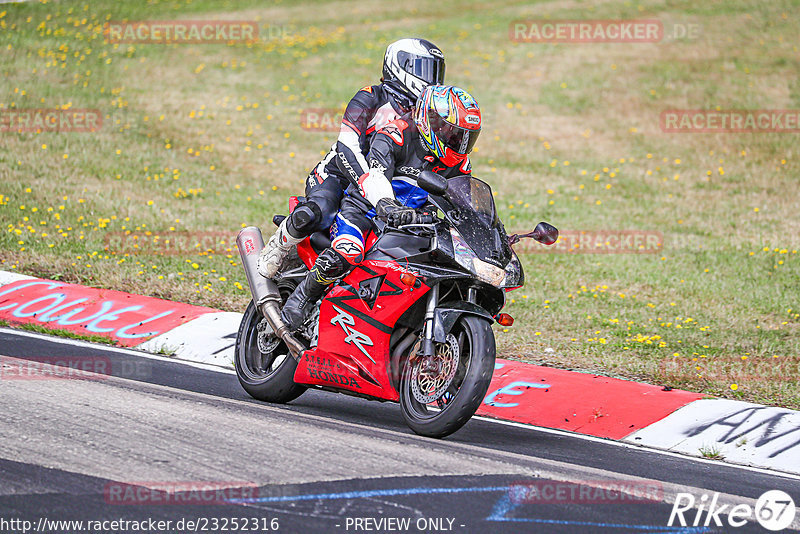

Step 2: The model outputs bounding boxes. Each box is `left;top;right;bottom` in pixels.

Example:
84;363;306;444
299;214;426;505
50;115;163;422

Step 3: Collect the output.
400;272;417;287
496;313;514;326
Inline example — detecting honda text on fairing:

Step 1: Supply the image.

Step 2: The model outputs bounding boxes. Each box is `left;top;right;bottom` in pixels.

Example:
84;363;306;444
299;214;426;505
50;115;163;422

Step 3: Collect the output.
235;171;558;438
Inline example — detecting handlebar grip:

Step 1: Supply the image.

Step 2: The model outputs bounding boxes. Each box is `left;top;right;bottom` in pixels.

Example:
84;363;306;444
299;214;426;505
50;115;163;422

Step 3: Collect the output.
415;212;436;224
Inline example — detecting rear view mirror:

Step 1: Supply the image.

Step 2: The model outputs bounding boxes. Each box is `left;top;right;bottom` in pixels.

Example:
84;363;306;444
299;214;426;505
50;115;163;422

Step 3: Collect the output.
532;222;559;245
508;222;559;246
418;170;448;195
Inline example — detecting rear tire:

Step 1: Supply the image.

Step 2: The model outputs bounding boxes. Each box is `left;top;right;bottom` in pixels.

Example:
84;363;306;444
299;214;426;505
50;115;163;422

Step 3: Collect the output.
399;315;495;438
235;298;306;403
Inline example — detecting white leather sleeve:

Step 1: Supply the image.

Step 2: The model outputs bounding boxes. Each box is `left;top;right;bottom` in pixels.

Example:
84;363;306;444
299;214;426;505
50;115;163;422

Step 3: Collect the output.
359;167;395;207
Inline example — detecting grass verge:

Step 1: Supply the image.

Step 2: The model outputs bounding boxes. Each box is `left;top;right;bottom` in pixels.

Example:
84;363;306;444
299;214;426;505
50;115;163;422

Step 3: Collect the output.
1;0;798;407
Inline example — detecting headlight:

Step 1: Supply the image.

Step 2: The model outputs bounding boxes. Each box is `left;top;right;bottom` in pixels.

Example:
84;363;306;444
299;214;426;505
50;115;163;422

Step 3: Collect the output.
450;228;506;287
500;250;524;289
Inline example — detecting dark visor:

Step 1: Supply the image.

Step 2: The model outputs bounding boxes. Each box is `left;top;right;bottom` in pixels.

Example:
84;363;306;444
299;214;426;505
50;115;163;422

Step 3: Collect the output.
429;112;480;155
397;52;445;85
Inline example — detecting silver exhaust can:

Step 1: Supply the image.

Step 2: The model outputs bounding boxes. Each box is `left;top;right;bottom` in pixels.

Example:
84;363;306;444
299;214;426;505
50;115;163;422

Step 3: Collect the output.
236;226;306;360
236;226;273;307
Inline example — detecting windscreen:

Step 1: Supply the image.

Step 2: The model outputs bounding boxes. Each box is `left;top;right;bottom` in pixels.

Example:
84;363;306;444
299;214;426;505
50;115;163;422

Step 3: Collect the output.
429;175;512;267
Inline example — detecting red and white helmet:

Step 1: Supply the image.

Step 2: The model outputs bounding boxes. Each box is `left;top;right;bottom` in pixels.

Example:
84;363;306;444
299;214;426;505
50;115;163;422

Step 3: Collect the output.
414;85;481;167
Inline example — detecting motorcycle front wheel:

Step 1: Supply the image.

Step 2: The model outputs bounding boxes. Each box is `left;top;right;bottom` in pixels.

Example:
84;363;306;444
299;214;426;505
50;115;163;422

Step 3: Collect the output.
399;314;495;438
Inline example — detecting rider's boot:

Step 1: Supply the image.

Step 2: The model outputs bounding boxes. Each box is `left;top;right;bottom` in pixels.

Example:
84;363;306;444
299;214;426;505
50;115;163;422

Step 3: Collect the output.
257;204;319;279
281;248;350;331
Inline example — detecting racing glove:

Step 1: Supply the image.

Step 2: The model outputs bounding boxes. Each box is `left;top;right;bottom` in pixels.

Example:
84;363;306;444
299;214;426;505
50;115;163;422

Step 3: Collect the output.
376;198;416;227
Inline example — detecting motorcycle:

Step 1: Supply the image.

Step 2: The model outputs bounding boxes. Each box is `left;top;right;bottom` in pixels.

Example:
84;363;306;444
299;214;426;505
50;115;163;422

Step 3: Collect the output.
235;171;558;438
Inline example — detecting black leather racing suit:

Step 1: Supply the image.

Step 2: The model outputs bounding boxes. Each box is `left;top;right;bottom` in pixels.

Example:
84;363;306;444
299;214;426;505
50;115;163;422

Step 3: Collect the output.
318;112;472;276
292;83;413;236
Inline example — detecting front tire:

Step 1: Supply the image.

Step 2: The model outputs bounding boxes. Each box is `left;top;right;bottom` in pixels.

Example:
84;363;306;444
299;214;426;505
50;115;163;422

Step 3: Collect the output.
399;315;495;438
235;299;306;403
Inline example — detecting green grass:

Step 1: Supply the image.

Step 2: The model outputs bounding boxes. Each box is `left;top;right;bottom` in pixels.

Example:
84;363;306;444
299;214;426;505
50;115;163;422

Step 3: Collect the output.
1;0;798;408
5;321;119;346
699;444;725;460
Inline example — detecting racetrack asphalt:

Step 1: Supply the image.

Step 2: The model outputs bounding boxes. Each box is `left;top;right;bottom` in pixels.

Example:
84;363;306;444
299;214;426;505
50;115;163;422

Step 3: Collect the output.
1;327;798;533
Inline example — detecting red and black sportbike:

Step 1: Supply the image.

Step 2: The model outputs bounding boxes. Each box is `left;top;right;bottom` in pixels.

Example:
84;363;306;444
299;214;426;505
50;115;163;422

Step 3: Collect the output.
235;171;558;438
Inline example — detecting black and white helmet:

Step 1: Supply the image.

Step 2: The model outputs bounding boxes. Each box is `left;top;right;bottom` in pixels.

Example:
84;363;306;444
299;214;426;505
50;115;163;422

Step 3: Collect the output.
382;38;445;101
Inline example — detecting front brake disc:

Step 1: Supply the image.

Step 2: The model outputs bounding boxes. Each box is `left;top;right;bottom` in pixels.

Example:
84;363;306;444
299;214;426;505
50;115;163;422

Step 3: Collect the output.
410;333;460;404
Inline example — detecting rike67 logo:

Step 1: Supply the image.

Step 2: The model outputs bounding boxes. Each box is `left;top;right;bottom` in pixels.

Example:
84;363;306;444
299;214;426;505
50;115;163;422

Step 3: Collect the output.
669;490;796;531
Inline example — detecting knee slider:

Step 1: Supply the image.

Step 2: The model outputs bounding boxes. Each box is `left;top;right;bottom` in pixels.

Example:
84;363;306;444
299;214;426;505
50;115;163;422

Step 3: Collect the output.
313;190;342;229
288;203;322;236
313;248;350;280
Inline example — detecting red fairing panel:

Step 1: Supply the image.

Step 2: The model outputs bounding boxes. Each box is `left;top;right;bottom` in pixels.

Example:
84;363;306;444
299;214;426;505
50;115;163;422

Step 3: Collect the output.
294;260;429;400
296;239;318;270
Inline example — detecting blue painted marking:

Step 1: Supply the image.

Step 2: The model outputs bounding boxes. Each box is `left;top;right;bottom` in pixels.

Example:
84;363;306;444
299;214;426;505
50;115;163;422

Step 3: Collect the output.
494;362;505;370
491;517;711;532
484;380;550;408
487;493;710;532
486;492;517;520
230;484;710;533
228;485;508;504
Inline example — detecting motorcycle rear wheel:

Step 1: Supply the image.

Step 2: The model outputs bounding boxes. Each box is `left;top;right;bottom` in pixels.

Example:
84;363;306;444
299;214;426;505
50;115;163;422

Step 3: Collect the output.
234;290;307;403
399;315;495;438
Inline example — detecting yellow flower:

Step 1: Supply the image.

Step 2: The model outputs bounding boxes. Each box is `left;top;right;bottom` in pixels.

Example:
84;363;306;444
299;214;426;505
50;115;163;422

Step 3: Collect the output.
730;384;738;391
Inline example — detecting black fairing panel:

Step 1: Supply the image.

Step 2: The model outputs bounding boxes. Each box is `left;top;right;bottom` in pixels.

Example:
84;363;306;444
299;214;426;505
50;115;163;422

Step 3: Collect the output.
368;231;432;260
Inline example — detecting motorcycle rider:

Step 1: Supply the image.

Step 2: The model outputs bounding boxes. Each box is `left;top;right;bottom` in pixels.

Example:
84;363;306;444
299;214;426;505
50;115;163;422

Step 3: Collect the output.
257;38;446;279
280;84;482;331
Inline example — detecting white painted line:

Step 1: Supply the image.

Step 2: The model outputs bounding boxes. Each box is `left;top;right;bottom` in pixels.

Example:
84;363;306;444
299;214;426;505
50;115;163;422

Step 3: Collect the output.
21;352;797;530
625;399;800;475
4;325;800;481
472;414;800;481
0;327;236;375
0;270;36;286
136;311;243;367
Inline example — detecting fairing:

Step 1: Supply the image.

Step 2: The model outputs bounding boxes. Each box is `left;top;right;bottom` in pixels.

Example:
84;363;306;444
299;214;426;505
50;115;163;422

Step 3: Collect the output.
428;175;512;268
293;260;430;400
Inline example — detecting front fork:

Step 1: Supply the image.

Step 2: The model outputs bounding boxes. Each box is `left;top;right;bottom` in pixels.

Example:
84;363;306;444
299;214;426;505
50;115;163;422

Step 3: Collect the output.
418;284;479;373
420;284;479;353
419;283;440;361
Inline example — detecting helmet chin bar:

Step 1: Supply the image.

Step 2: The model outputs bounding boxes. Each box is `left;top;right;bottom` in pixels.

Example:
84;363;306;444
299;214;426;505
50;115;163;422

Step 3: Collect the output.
438;148;467;168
